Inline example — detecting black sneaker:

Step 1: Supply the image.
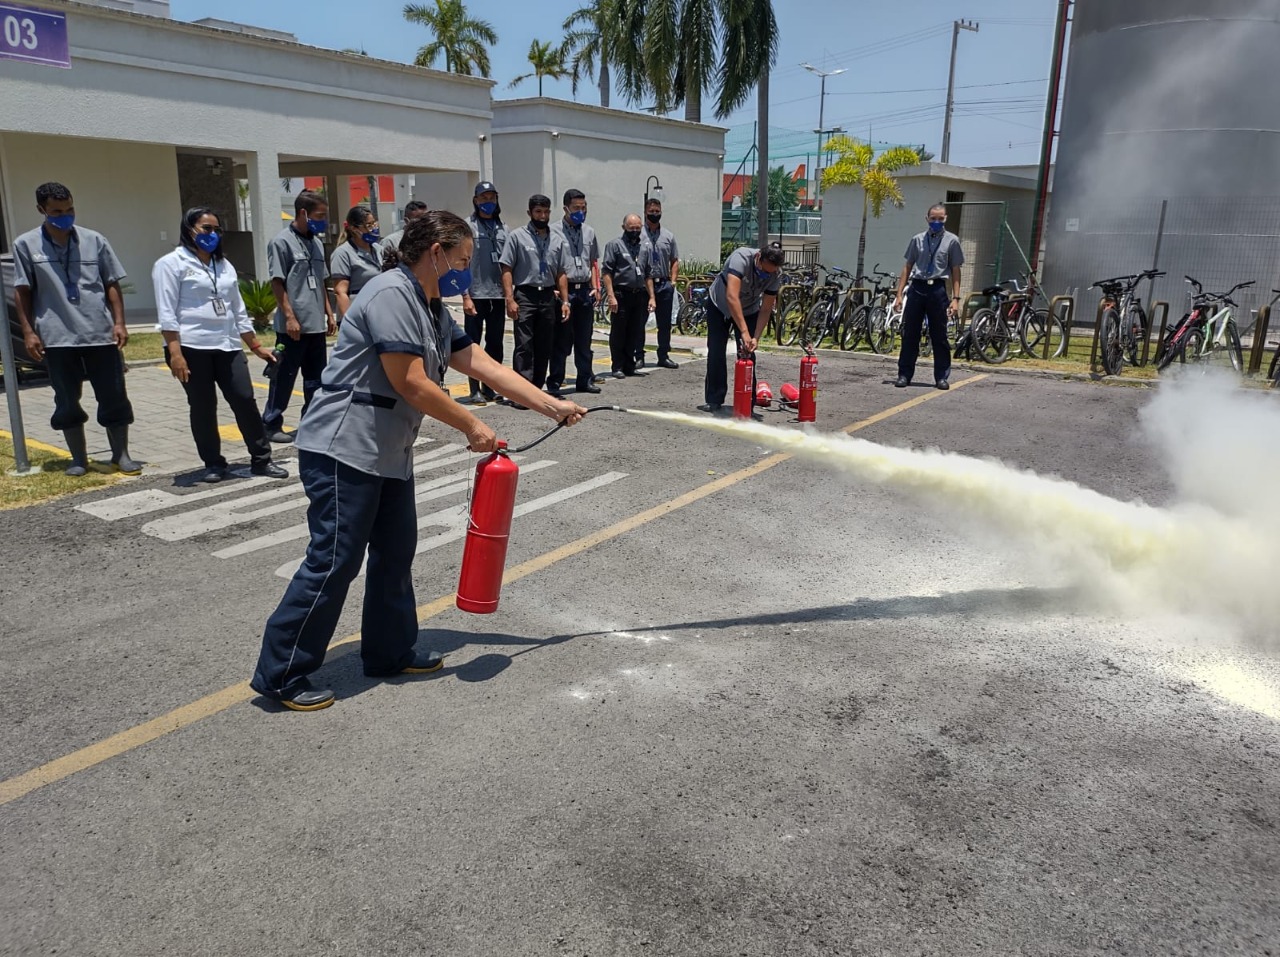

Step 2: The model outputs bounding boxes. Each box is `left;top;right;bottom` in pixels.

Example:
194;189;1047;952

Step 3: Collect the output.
251;462;289;479
456;393;486;406
201;467;227;484
364;649;444;677
267;429;294;444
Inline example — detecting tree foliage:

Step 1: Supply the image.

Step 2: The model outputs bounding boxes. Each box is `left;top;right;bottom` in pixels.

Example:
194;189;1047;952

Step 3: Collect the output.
509;40;572;97
403;0;498;78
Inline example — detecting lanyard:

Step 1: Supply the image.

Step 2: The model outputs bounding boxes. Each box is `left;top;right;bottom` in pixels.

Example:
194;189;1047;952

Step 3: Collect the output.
479;218;502;249
563;222;584;259
291;227;318;265
922;232;942;276
196;251;219;290
528;224;550;275
400;265;451;386
618;239;644;277
45;228;77;286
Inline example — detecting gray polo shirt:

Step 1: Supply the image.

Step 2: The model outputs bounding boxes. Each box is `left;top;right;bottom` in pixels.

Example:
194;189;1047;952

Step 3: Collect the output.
642;225;680;286
10;225;126;348
329;242;383;295
468;214;508;300
268;225;329;334
709;247;782;316
500;223;567;289
550;220;599;284
378;228;405;260
905;229;964;281
601;236;652;292
294;266;473;480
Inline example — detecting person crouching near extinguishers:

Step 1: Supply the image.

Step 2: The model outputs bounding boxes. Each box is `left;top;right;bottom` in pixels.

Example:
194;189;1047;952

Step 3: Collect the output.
699;241;784;418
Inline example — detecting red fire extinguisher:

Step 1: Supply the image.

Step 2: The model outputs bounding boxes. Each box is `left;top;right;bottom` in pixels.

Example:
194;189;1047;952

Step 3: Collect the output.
779;382;800;405
798;354;818;422
456;440;520;614
755;381;773;407
733;355;755;419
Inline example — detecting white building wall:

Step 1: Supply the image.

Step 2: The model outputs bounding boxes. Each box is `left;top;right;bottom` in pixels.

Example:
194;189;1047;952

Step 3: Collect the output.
492;99;725;263
0;134;181;313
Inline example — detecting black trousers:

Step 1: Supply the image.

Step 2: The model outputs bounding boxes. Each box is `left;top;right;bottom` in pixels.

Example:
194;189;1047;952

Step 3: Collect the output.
513;287;557;389
44;344;133;432
551;286;596;389
703;301;758;406
637;281;675;363
263;332;327;432
170;347;272;470
464;298;506;397
899;281;952;382
609;288;648;376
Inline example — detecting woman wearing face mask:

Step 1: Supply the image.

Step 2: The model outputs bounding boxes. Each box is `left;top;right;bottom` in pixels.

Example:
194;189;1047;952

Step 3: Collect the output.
250;210;587;712
330;205;382;319
152;207;288;483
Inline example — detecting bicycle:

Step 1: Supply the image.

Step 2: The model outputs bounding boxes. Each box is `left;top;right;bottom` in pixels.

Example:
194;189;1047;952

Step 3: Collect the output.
774;264;820;347
1154;276;1250;373
675;278;713;337
798;265;858;350
1090;269;1164;375
969;275;1062;364
853;266;900;354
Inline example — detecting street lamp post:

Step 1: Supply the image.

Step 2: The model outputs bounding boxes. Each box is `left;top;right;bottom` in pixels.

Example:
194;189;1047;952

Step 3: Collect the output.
644;175;663;211
802;63;846;207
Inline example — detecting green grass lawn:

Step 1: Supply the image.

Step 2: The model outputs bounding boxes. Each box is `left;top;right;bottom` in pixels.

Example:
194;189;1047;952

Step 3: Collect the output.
122;330;336;364
0;435;122;510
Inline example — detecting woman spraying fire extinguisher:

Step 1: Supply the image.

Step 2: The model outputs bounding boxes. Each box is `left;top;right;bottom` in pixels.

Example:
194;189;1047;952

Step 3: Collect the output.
250;210;586;712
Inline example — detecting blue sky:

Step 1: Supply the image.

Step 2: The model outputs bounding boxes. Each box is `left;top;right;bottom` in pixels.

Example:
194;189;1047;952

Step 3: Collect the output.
171;0;1059;169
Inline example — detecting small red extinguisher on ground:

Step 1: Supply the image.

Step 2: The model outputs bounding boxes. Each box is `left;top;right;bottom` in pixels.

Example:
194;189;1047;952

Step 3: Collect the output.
733;355;755;419
755;381;773;407
456;440;519;614
779;382;800;406
798;354;818;423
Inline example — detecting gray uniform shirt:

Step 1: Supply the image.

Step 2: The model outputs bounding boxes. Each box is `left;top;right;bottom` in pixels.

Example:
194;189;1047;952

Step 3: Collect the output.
904;229;964;281
11;225;126;348
709;247;782;316
642;225;680;286
468;214;508;300
329;242;383;295
500;223;567;289
378;228;405;261
294;266;473;480
268;225;329;334
550;220;599;284
601;237;652;291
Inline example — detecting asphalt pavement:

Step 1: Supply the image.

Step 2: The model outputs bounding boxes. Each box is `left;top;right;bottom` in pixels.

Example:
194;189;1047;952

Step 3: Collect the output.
1;346;1277;957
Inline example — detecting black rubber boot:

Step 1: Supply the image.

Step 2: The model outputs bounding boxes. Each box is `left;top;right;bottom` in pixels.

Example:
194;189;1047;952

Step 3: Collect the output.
64;425;89;477
106;425;142;475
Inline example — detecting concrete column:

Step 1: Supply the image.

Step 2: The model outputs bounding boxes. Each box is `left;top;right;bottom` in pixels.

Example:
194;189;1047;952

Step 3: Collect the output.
245;148;281;282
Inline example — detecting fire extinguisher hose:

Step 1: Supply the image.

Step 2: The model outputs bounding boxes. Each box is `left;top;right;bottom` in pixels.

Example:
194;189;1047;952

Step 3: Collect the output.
504;405;627;454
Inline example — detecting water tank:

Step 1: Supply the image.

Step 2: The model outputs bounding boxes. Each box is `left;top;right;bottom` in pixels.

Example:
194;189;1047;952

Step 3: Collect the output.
1044;1;1280;313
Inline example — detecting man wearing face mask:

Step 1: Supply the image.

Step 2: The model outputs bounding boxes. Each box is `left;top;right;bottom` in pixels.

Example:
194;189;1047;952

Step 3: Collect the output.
892;202;965;390
637;197;681;370
11;181;140;476
262;189;336;443
700;243;785;416
600;214;656;378
499;194;570;406
457;182;507;405
378;200;429;259
549;188;601;395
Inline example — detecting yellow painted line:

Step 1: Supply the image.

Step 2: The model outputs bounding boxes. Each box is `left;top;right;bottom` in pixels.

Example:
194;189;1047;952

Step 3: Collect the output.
217;424;243;441
0;430;70;459
250;381;306;399
0;376;985;808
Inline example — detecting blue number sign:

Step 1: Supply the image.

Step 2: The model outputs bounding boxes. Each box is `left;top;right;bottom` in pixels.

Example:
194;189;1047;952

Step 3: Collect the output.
0;3;69;69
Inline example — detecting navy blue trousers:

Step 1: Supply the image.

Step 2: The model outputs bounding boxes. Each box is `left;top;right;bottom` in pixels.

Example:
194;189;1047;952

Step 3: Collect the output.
637;281;675;363
464;298;506;397
262;332;327;433
898;281;952;383
251;450;420;699
551;289;595;389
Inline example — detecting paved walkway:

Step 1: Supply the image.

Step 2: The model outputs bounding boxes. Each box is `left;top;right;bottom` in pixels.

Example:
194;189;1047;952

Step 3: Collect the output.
2;325;709;478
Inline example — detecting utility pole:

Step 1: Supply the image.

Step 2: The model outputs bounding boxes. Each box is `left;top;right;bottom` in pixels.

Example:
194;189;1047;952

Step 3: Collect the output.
756;65;770;247
941;19;979;164
802;63;846;207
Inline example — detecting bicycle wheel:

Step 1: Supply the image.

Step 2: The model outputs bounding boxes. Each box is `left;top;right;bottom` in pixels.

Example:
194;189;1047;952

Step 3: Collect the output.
1125;306;1149;367
676;301;706;337
1223;320;1245;373
799;300;831;349
1270;345;1280;387
1099;307;1123;376
840;302;868;351
867;304;893;354
776;297;806;346
1018;308;1065;359
595;296;611;329
969;309;1010;364
1154;323;1187;371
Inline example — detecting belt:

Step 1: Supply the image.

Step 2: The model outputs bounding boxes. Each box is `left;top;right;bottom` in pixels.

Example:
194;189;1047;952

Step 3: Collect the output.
321;382;396;409
911;277;944;287
515;284;554;295
568;281;591;290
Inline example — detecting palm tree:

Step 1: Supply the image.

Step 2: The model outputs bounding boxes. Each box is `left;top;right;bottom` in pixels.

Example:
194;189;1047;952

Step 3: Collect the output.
403;0;498;77
630;0;777;124
743;165;803;240
509;39;571;97
561;0;623;108
821;135;922;279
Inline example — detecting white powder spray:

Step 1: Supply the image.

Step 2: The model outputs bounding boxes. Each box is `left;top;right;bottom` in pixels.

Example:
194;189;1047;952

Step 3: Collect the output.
631;375;1280;636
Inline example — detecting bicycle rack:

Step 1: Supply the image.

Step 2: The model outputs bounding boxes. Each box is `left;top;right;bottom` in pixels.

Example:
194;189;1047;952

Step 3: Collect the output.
1247;305;1271;376
1087;298;1108;374
1141;301;1169;368
1046;295;1075;361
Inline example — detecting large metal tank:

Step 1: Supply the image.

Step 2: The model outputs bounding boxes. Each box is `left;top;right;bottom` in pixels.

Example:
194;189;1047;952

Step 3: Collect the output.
1044;0;1280;315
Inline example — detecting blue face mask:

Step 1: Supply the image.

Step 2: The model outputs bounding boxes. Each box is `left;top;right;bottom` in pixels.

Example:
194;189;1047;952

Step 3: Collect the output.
928;220;945;234
569;210;587;225
307;218;327;236
46;213;75;231
754;266;770;281
361;229;380;245
435;256;472;297
194;231;221;253
476;202;497;217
